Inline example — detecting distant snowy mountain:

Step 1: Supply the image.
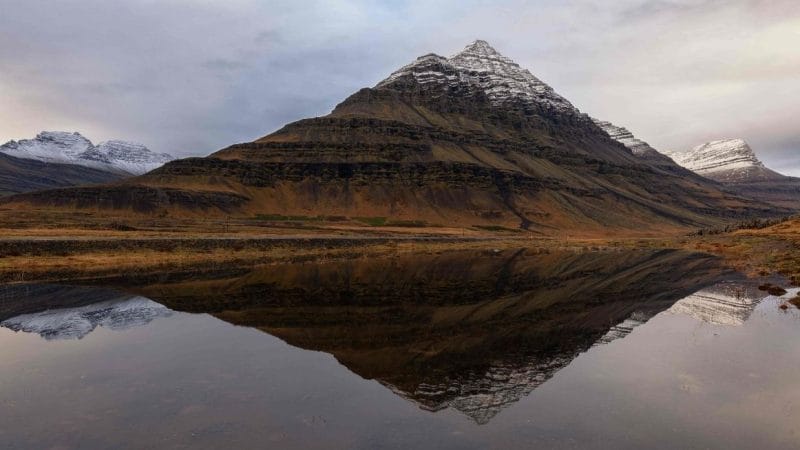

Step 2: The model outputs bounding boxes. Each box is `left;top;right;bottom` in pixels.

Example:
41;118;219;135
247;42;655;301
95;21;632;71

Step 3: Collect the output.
664;139;783;183
1;296;173;340
0;131;173;175
663;139;800;209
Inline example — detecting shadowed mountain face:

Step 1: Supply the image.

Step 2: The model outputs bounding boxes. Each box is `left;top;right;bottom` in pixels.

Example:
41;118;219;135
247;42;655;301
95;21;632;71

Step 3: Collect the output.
1;41;778;234
0;152;123;196
96;248;731;424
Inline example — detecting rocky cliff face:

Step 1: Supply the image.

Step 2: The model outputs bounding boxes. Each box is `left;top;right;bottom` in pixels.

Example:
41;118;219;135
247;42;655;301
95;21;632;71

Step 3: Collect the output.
1;41;780;233
0;131;173;175
591;120;654;157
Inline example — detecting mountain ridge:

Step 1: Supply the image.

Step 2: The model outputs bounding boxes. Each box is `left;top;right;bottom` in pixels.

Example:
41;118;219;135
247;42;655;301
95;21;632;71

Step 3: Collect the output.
0;40;783;234
665;138;800;209
0;131;173;176
665;139;784;183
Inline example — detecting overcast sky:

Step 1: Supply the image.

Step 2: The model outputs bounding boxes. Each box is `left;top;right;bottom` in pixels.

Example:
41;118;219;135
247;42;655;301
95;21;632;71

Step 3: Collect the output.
1;0;798;174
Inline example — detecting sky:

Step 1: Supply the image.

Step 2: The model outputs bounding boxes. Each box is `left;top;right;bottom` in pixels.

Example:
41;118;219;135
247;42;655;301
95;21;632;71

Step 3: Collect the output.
1;0;798;174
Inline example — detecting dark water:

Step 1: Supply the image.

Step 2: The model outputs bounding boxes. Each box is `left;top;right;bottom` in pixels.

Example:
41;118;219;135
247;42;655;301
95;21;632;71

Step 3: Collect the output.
1;249;799;449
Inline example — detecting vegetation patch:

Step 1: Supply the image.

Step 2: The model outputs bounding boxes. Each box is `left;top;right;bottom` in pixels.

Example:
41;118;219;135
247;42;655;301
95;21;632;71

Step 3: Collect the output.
385;220;427;228
473;225;522;233
691;215;798;236
352;217;427;227
354;216;387;227
107;222;138;231
253;214;324;222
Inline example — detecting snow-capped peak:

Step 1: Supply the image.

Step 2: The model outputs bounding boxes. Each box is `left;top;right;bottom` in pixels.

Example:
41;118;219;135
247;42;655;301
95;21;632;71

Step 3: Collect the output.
83;140;173;175
0;131;173;175
0;131;93;164
376;40;576;111
665;138;783;182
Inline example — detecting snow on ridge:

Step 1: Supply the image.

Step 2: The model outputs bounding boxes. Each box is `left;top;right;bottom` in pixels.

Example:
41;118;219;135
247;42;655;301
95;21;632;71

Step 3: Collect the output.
376;40;576;111
592;119;656;156
664;138;783;182
0;131;173;175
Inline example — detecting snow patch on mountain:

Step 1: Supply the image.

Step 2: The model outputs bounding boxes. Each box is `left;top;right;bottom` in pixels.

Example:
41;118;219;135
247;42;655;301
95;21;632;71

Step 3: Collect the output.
665;139;783;182
1;296;173;340
0;131;173;175
377;40;576;111
592;120;656;157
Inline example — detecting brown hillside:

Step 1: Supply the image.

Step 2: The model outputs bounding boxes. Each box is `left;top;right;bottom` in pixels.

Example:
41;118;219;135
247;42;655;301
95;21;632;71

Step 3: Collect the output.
0;41;783;235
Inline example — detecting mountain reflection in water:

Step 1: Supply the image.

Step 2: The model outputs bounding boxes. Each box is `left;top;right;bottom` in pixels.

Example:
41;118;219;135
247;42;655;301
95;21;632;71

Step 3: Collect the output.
0;248;737;424
0;285;171;340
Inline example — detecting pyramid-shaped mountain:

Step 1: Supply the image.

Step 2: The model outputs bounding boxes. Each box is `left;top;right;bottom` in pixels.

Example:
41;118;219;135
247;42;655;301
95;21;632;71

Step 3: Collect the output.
3;40;778;234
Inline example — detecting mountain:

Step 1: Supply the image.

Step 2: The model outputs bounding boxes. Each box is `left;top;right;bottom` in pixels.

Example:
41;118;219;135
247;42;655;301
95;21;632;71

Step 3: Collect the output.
123;248;731;424
0;41;779;234
0;131;173;176
666;139;800;209
0;151;123;196
665;139;782;182
591;119;701;175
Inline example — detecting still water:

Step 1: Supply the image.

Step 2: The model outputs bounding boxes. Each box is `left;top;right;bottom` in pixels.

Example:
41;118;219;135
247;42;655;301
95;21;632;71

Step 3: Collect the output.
0;249;798;449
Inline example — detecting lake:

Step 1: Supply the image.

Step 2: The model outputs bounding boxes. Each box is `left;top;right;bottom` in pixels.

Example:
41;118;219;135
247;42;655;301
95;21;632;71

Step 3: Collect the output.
1;249;798;449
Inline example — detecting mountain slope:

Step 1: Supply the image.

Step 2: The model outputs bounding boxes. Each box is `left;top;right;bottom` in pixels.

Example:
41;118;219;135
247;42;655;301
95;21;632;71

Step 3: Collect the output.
0;131;173;175
1;41;781;234
0;151;124;196
667;139;800;209
592;119;687;172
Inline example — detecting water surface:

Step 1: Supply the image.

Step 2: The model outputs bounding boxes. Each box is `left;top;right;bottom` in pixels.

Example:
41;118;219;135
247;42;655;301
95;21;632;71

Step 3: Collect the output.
1;249;798;449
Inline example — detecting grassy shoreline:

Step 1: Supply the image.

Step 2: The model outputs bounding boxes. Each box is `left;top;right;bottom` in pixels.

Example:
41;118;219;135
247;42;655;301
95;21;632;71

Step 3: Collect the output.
2;212;798;286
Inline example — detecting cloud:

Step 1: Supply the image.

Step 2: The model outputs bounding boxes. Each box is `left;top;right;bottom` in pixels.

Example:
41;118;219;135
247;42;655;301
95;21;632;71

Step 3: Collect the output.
0;0;797;174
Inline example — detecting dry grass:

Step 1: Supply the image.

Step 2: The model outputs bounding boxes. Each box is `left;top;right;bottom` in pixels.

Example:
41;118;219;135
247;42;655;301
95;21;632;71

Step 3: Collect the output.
680;217;800;281
0;237;560;284
3;206;798;286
